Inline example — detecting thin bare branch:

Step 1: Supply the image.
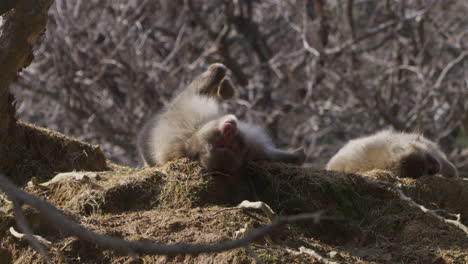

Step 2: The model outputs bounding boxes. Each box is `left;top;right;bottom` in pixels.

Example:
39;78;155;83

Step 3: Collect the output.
434;51;468;89
214;200;277;221
324;8;429;55
0;173;324;256
347;0;355;39
12;200;51;262
377;180;468;236
9;226;52;246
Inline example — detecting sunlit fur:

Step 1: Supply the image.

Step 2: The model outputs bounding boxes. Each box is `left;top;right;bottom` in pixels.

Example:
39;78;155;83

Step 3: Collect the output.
137;65;305;171
147;94;221;166
326;130;458;178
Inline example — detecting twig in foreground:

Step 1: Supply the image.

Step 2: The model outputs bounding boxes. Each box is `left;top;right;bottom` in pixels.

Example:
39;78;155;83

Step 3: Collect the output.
377;180;468;236
287;246;339;264
9;226;52;246
11;200;51;262
0;173;323;258
213;200;278;221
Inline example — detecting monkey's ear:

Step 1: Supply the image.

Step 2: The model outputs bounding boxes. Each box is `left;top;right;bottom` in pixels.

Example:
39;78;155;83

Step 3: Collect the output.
217;78;235;100
426;154;441;175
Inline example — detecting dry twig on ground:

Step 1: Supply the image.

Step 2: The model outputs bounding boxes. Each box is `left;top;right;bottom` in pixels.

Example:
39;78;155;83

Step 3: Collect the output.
377;180;468;235
0;173;324;260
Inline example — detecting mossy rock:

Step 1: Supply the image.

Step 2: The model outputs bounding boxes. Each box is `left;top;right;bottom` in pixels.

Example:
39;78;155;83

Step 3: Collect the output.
1;121;108;185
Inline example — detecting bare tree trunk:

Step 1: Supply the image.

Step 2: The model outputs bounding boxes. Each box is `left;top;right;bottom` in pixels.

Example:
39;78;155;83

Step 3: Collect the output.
0;0;53;134
0;0;107;184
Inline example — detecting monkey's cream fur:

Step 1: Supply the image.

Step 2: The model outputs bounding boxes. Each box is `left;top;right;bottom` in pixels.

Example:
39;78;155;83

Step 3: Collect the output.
146;95;220;166
327;130;458;178
137;63;305;171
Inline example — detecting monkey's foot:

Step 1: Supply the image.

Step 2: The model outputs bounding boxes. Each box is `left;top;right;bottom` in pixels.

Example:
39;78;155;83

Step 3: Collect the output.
217;78;235;100
292;148;307;165
190;63;227;97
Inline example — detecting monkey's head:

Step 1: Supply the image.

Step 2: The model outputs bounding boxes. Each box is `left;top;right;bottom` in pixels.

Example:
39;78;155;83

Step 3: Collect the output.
187;115;247;173
395;144;458;179
397;150;440;178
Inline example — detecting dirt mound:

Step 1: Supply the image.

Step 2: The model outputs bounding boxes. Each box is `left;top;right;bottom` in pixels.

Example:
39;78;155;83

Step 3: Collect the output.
2;122;107;185
0;159;467;263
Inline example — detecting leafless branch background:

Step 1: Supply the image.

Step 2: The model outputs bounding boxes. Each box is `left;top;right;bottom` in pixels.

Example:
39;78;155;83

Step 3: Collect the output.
11;0;468;172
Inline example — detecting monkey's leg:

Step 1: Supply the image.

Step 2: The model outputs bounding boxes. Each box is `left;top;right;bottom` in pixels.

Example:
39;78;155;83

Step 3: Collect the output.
265;148;306;165
187;63;234;100
137;117;158;167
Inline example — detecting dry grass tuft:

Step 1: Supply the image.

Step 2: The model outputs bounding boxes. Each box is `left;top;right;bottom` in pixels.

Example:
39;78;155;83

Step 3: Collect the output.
1;157;467;263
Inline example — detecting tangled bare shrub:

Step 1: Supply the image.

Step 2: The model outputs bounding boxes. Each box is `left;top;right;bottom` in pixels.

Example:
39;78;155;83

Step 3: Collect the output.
11;0;468;170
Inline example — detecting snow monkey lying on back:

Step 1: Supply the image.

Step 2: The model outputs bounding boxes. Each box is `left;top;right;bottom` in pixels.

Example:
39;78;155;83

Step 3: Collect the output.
326;130;459;179
137;63;305;172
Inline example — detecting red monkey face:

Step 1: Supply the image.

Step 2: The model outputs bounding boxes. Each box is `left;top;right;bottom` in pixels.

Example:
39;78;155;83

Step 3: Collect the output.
188;115;246;172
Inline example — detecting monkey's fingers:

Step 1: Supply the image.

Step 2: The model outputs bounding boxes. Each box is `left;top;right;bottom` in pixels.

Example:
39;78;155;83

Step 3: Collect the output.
189;63;227;96
217;78;235;100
